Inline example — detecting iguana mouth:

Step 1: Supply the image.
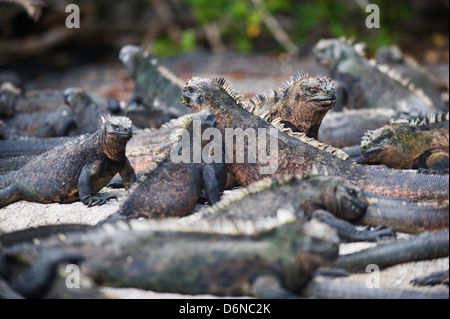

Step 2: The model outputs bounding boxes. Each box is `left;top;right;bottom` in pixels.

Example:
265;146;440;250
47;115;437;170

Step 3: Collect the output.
310;98;336;107
113;132;132;140
361;147;383;158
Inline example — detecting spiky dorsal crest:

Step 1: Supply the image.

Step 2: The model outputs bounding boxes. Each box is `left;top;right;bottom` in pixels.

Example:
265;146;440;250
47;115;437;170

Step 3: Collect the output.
209;76;349;161
391;111;449;127
269;118;350;160
212;77;245;102
372;62;434;107
279;71;309;94
244;89;276;115
102;207;298;236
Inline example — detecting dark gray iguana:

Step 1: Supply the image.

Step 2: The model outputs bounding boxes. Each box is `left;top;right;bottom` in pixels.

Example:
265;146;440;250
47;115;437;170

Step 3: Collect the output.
376;45;447;111
1;214;341;298
312;38;441;116
181;76;449;200
119;44;192;116
0;116;136;207
183;172;397;242
360;112;449;173
102;110;227;222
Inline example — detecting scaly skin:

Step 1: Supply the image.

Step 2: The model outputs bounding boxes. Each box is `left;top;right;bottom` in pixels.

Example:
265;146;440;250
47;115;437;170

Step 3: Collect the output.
181;76;449;200
312;38;440;116
0;116;136;207
247;71;336;139
376;45;446;111
119;45;192;116
319;108;395;148
184;173;397;242
360;112;449;171
359;192;449;233
104;110;227;221
331;229;449;273
1;217;340;298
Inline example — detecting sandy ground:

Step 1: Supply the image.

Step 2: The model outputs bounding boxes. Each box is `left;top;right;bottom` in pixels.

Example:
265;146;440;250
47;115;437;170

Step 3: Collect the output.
1;52;449;298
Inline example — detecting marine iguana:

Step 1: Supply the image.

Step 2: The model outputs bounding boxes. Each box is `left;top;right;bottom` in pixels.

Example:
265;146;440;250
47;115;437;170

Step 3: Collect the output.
181;76;449;200
119;44;191;116
246;71;336;139
376;45;446;111
319;108;395;148
2;109;77;138
0;115;136;207
330;229;449;273
103;110;227;222
360;112;449;172
1;213;341;298
312;38;440;116
183;172;397;242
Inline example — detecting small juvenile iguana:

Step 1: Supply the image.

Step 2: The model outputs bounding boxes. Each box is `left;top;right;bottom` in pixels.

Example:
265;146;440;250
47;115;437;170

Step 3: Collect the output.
312;38;441;116
0;115;136;207
360;112;449;172
181;76;449;200
246;71;336;139
103;110;227;221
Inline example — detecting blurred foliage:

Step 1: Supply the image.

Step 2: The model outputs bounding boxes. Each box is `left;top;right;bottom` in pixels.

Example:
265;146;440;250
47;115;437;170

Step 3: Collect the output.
153;0;446;57
0;0;447;67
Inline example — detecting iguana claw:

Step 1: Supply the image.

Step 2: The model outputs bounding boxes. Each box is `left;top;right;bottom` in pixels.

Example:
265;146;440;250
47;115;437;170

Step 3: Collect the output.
84;194;118;207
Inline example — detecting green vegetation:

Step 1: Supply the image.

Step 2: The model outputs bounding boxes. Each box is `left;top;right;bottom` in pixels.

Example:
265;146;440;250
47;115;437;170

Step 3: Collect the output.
150;0;441;57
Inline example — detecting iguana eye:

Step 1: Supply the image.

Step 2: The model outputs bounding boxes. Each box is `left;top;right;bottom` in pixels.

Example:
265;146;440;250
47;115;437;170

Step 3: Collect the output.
307;88;318;95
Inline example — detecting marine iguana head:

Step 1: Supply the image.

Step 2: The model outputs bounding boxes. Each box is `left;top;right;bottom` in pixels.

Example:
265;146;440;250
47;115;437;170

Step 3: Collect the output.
268;72;336;138
119;45;151;77
360;123;399;165
181;77;245;116
309;175;367;221
312;38;366;71
99;115;133;160
376;45;404;65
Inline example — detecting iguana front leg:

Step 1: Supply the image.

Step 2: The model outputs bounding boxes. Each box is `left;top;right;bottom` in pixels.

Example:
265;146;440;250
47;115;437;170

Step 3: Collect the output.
78;161;117;207
312;209;396;242
0;183;21;208
201;163;227;205
119;158;136;189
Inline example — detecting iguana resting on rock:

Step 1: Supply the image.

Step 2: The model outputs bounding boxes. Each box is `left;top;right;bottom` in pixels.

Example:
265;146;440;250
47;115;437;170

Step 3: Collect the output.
119;44;191;116
181;76;449;200
0;115;136;207
360;112;449;172
103;110;227;222
376;45;446;111
312;38;441;116
246;71;336;139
